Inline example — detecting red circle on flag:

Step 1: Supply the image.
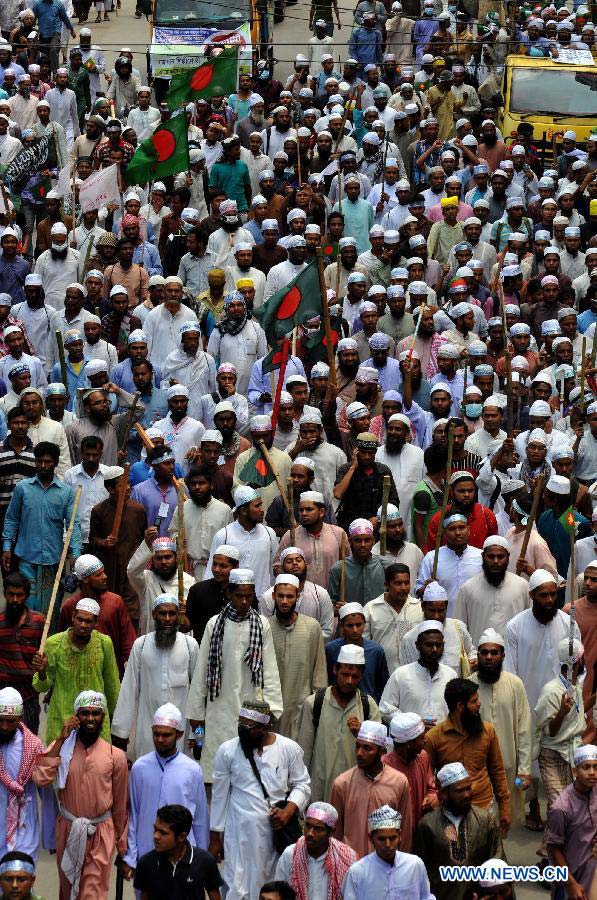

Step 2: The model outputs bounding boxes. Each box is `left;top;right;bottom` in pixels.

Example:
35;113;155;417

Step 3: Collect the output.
324;245;333;255
276;286;301;320
152;130;176;162
255;458;268;477
323;330;339;347
190;65;214;92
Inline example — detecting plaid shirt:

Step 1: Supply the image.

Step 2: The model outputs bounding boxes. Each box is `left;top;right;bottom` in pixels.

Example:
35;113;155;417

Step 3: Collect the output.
96;138;135;166
0;608;45;701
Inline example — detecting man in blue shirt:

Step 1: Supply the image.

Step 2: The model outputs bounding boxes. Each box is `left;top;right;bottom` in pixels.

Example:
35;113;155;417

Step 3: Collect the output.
2;440;82;614
326;602;389;702
31;0;76;75
349;13;383;74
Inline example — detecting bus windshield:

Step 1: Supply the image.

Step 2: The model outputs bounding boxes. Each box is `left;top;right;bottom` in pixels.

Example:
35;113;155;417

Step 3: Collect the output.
510;67;597;118
154;0;249;25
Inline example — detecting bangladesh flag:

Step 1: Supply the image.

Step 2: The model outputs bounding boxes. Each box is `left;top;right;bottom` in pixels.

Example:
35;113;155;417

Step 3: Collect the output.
558;505;576;534
306;312;342;365
262;340;290;375
166;48;239;111
321;240;338;262
29;176;52;202
124;113;189;187
254;261;321;344
238;448;276;489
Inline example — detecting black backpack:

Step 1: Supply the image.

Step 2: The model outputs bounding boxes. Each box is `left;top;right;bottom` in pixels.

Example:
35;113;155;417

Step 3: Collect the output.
312;687;370;734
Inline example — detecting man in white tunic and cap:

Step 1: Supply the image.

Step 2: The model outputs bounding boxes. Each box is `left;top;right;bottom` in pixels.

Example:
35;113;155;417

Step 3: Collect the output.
187;568;283;783
160;321;217;420
207;291;267;397
209;700;311;900
399;580;475;675
144;277;199;369
120;702;209;883
111;592;199;761
341;804;433;899
33;223;80;311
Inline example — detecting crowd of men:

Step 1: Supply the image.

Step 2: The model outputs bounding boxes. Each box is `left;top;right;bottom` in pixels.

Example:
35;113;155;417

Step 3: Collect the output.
1;0;597;899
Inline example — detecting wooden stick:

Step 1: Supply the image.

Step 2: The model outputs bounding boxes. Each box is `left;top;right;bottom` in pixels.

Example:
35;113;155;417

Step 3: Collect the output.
591;319;597;368
568;527;576;695
177;481;186;617
580;336;587;415
56;331;68;389
519;472;546;560
296;147;302;188
379;474;391;556
287;477;296;545
340;531;346;605
499;279;513;437
291;326;297;358
118;390;141;454
408;303;425;359
134;423;182;491
316;247;337;386
108;463;130;541
258;440;291;514
431;424;455;580
40;486;82;651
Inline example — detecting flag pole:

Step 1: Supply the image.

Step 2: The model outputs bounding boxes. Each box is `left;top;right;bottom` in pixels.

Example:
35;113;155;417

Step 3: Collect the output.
519;472;546;561
270;337;291;434
568;525;576;697
432;423;454;580
580;336;587;415
379;474;391;555
499;277;513;437
258;440;291;516
316;247;337;387
287;477;296;544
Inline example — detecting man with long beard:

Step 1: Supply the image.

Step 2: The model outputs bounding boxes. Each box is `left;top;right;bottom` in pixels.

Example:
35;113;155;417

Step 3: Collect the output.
399;580;474;676
0;575;44;734
505;569;581;832
424;678;511;837
453;536;530;647
470;628;532;828
395;305;446;379
111;593;199;761
334;338;361;406
128;532;195;636
33;222;80;311
66;385;145;466
375;413;424;533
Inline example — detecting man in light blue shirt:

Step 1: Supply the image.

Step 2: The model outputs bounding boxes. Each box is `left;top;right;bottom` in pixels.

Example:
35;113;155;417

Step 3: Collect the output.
332;177;373;256
31;0;75;73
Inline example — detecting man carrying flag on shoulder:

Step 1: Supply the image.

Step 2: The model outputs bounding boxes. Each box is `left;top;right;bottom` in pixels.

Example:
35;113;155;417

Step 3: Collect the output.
538;474;591;593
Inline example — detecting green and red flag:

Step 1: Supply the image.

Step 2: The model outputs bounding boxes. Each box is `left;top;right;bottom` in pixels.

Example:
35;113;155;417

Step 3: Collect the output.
124;113;189;186
166;47;239;111
238;449;276;488
559;506;576;534
305;311;342;365
254;260;321;344
29;175;52;203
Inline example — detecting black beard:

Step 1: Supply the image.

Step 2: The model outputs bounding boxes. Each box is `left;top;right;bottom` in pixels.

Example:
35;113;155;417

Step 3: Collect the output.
155;622;178;648
5;602;23;625
534;603;558;624
483;133;497;147
482;560;507;587
461;708;484;736
155;563;177;580
238;724;260;754
477;660;503;684
50;246;68;260
275;602;297;623
277;122;291;133
339;360;359;378
0;729;17;745
221;219;240;233
78;727;101;747
218;425;235;441
89;408;112;425
385;438;405;455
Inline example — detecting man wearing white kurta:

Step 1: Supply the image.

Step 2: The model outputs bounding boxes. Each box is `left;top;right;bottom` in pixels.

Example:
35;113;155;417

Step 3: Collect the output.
33;223;81;311
287;414;347;506
207;295;267;397
453;535;530;646
144;280;199;369
168;468;233;582
111;593;199;760
11;275;57;369
398;581;475;675
160;321;217;420
375;413;425;536
415;528;483;616
210;700;310;900
363;575;423;673
206;222;255;270
123;702;209;877
187;568;283;783
127;536;195;636
152;384;205;475
263;240;308;302
379;621;457;725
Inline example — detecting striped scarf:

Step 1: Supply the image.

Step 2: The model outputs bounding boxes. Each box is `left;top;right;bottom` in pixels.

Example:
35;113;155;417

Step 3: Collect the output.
0;723;43;849
290;837;356;900
207;602;263;701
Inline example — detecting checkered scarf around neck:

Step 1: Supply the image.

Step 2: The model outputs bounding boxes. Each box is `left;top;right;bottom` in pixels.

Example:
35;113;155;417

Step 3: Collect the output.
0;723;43;850
207;602;263;701
217;304;251;337
290;836;355;900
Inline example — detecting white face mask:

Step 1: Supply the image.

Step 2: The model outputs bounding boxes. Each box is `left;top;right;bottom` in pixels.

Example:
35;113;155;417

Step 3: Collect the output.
223;215;238;224
51;241;66;251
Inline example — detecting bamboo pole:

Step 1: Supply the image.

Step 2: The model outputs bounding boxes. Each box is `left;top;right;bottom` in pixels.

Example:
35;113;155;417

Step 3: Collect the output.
287;477;296;545
431;424;455;580
108;463;130;541
379;474;391;556
40;486;82;651
316;247;337;386
118;391;141;454
340;531;346;605
56;331;68;389
568;527;576;696
580;336;587;415
177;481;187;620
519;472;546;560
258;440;291;514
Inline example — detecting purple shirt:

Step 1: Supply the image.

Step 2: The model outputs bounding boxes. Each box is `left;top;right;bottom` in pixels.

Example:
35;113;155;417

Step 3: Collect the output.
130;476;177;536
546;782;597;892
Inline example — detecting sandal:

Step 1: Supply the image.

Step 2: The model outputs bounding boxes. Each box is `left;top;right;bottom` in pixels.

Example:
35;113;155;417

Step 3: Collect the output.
525;814;545;832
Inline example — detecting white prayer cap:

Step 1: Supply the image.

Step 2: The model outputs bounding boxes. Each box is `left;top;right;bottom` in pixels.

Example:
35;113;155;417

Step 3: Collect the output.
546;475;571;495
229;569;255;585
417;620;444;637
574;744;597;766
422;581;447;603
128;329;147;344
357;720;388;748
3;325;23;339
376;503;401;522
51;222;68;236
25;273;42;287
213;400;235;416
348;518;374;536
337;644;365;666
528;569;558;592
529;400;551;417
300;490;324;504
152;592;179;610
293;456;315;471
109;284;128;298
477;627;505;649
85;359;108;378
339;602;365;621
305;802;338;828
250;414;272;432
527;428;548;446
74;554;104;579
213;544;241;561
166;384;189;401
368;805;402;831
74;691;107;712
152;703;182;730
557;637;584;665
180;321;200;335
280;546;305;562
0;687;23;716
482;536;510;552
437;762;469;787
477;860;514;889
389;712;425;743
75;597;100;616
233;486;260;509
430;382;452;397
274;574;300;590
201;429;223;445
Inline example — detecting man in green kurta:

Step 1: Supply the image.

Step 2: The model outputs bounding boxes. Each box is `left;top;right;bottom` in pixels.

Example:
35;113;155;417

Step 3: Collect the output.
328;518;393;609
31;598;120;743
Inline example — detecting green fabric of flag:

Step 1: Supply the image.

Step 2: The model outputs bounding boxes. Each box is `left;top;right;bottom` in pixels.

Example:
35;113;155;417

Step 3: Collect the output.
124;114;189;186
261;345;288;375
238;449;276;488
166;48;239;111
558;506;576;533
29;176;52;202
305;312;341;365
254;260;321;343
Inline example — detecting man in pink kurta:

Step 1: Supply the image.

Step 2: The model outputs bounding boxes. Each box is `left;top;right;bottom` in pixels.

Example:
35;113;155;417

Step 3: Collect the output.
46;689;128;900
382;711;439;826
274;522;346;589
329;720;412;859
